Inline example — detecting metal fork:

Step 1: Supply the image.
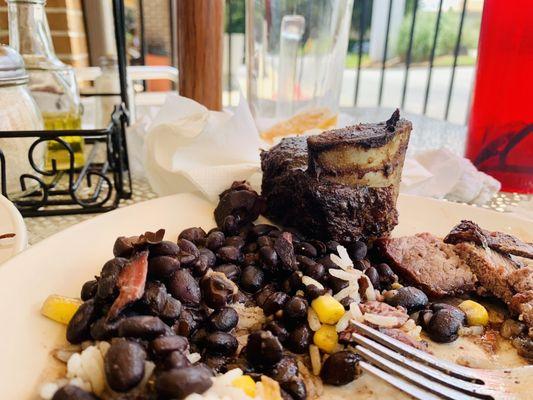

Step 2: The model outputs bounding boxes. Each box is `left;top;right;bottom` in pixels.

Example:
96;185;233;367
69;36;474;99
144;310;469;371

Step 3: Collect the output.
350;321;533;400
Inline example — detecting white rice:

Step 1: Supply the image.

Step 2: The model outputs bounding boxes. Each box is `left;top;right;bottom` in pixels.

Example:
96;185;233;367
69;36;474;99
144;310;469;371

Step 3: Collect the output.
363;313;403;328
187;352;202;364
231;303;266;331
309;345;322;376
307;308;322;331
301;276;324;290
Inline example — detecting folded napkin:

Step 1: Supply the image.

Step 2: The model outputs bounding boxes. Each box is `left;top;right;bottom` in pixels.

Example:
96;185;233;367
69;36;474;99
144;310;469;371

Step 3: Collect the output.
138;94;262;202
132;95;500;206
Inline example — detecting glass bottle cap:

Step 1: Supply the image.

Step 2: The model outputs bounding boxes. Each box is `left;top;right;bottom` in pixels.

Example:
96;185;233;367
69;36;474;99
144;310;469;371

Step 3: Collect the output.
0;45;29;87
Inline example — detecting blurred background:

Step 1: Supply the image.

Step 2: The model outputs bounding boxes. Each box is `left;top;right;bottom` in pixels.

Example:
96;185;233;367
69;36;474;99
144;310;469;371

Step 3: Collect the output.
0;0;482;124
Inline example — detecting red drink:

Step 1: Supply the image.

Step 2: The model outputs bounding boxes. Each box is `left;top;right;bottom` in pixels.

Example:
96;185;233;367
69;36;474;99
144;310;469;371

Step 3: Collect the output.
466;0;533;193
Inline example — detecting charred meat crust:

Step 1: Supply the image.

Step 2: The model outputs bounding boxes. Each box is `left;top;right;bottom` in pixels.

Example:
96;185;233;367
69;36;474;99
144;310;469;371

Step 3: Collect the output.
444;220;533;259
261;136;399;243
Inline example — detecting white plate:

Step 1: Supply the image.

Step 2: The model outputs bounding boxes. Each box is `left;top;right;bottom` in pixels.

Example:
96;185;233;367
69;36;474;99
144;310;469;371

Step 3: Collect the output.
0;193;531;399
0;194;27;265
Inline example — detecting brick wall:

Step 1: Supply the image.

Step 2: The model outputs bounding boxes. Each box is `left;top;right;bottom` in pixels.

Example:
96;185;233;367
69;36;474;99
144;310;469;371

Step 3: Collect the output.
0;0;89;67
142;0;171;55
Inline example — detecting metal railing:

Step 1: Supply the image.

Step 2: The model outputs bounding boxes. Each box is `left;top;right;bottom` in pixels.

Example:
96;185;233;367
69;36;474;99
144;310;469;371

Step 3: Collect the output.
136;0;476;124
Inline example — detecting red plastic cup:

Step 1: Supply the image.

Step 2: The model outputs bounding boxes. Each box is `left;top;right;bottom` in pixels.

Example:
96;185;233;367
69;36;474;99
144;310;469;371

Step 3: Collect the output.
466;0;533;193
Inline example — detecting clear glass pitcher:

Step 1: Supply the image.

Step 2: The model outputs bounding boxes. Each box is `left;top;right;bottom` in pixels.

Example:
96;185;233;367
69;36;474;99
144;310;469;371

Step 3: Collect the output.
7;0;84;170
246;0;354;135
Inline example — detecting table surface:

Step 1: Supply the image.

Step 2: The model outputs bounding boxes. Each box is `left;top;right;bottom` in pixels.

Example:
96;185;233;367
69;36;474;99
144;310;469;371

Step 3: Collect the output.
24;107;531;245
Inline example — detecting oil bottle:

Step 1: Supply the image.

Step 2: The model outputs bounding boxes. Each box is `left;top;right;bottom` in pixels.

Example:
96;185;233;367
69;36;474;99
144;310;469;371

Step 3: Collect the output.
7;0;84;171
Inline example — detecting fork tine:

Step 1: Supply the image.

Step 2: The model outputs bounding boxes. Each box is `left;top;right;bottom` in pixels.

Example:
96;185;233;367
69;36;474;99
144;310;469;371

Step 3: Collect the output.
356;346;480;400
359;360;443;400
352;322;483;382
353;333;490;398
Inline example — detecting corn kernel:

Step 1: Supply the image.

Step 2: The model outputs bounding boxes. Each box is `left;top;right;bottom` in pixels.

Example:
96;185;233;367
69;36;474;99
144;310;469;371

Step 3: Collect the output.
232;375;256;397
458;300;489;326
311;295;345;324
391;282;403;290
313;325;339;353
41;294;82;325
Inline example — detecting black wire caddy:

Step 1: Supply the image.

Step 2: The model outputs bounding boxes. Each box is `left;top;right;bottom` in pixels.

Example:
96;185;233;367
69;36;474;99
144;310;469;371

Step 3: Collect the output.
0;0;132;217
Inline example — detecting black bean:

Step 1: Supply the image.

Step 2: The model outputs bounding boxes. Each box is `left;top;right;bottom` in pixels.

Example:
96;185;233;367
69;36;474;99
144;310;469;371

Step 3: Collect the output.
90;317;119;340
177;239;200;266
190;328;209;350
234;290;249;304
246;330;284;368
287;324;312;354
160;297;182;321
240;265;265;293
318;255;339;270
257;235;274;248
168;269;201;305
431;303;466;322
268;356;298;383
222;215;240;236
386;287;428;313
206;331;238;356
216;246;242;264
173;308;203;337
326;241;341;254
284;297;308;320
340;296;355;309
96;258;127;300
298;256;325;282
417;309;434;330
426;308;464;343
117;316;169;339
200;247;216;267
309;240;327;256
148;255;180;278
51;385;99;400
375;263;398;287
320;351;361;386
244;242;258;253
150;240;180;257
208;307;239;332
206;230;226;251
143;281;170;314
282;379;306;400
178;227;207;246
151;335;189;356
251;224;278;238
264;320;289;343
104;339;146;392
201;273;235;309
294;242;318;258
305;284;326;301
259;246;278;272
281;272;303;295
156;364;213;399
67;299;97;344
364;267;381;290
224;236;245;250
254;284;276;308
328;273;349;294
354;260;367;271
164;350;191;370
263;292;290;316
214;264;241;282
113;236;136;258
349;241;367;261
80;279;98;301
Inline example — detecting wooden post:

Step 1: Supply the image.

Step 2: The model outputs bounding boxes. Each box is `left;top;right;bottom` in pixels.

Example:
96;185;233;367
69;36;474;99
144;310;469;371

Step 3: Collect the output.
176;0;224;111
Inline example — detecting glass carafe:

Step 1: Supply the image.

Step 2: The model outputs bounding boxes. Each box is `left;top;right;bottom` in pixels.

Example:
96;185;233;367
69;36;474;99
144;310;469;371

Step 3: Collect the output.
7;0;84;171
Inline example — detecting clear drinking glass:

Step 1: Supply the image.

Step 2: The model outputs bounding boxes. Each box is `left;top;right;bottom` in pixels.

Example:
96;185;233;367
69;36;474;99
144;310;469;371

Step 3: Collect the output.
246;0;354;134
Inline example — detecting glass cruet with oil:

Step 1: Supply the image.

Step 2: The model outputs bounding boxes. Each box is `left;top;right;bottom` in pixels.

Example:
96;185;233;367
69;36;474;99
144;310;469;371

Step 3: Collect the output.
7;0;84;170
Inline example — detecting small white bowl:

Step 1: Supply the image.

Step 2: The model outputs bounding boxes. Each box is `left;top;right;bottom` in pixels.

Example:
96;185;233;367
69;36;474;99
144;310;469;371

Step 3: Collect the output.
0;194;27;264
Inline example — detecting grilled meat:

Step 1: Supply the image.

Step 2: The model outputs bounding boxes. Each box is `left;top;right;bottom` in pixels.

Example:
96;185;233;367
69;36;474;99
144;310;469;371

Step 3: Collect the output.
445;220;533;259
376;233;478;297
261;110;412;243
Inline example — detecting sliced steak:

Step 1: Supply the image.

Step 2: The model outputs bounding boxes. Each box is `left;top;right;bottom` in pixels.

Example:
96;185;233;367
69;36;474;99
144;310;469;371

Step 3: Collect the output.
510;291;533;329
445;220;533;259
453;242;519;303
508;267;533;294
376;233;477;297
